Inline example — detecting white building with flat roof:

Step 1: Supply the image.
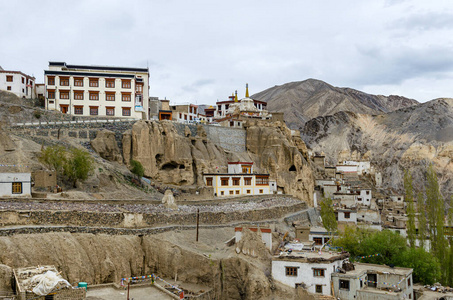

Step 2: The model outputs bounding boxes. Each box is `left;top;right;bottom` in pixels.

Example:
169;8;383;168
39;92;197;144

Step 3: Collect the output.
44;62;149;119
0;69;35;98
272;251;349;295
0;173;31;197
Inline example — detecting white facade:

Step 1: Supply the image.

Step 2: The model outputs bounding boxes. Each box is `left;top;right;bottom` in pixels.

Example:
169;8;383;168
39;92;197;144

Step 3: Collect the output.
171;103;199;123
44;62;149;119
356;189;372;207
235;227;272;250
227;162;253;174
272;253;345;295
336;165;358;174
341;161;371;175
0;173;31;197
203;173;271;197
0;70;35;98
337;209;358;224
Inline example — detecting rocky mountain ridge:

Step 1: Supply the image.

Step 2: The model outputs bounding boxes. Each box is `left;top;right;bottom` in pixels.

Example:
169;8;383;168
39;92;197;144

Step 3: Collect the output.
252;79;419;128
301;98;453;198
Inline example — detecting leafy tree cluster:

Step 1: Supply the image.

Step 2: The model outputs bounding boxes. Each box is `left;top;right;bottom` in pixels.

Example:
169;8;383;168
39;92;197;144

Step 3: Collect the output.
320;197;337;234
334;227;441;284
39;145;94;187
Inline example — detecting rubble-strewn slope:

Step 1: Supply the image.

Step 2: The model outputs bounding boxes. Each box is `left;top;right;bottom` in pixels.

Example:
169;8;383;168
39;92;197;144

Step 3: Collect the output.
302;98;453;198
252;79;418;128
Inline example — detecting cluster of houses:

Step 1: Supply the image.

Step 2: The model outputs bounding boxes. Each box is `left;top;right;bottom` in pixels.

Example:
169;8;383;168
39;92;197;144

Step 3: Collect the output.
1;62;283;128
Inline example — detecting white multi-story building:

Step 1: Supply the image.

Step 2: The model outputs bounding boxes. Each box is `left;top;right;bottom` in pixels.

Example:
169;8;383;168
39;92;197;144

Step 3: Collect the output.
44;62;149;119
170;103;199;123
0;67;36;98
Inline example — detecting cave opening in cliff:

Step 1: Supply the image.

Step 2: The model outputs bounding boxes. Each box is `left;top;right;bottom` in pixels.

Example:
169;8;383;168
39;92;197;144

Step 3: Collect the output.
289;165;296;171
161;162;179;170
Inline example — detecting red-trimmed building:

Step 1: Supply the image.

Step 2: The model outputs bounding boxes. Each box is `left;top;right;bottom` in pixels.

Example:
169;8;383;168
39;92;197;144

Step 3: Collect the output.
0;67;36;99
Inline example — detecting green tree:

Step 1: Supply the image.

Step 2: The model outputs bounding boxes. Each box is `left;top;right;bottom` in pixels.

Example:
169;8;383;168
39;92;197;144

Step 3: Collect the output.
63;148;94;187
39;145;67;174
130;159;145;179
395;247;441;285
417;192;427;250
404;170;416;248
320;197;337;234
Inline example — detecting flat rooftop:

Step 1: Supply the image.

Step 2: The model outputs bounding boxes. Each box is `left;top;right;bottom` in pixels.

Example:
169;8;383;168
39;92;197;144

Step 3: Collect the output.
333;263;412;278
274;250;349;263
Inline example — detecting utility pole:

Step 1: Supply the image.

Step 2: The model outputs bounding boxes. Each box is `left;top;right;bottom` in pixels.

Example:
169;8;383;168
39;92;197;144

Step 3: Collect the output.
196;208;200;242
127;281;130;300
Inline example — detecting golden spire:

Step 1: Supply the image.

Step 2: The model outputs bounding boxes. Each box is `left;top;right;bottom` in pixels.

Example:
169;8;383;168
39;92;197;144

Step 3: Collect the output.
245;83;249;98
234;90;238;102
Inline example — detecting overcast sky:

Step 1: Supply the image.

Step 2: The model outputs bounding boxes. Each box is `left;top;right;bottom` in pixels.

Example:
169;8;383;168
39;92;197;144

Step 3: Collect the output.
1;0;453;105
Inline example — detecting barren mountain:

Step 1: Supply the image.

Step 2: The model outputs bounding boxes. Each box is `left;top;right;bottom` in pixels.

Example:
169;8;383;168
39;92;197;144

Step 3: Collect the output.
252;79;418;128
301;98;453;199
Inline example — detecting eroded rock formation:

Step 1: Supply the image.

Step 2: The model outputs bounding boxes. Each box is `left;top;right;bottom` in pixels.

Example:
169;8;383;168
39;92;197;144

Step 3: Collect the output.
90;130;122;163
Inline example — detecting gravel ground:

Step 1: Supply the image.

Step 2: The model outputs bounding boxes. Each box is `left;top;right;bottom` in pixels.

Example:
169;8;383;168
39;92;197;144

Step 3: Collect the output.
0;197;301;214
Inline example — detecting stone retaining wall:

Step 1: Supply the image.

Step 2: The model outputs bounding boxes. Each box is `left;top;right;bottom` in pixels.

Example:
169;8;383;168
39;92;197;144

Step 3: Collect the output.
0;202;307;229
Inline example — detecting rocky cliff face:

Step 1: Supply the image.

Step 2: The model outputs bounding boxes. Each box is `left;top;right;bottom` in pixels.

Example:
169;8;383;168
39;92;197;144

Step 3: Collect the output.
302;98;453;198
252;79;418;128
246;120;314;205
122;120;315;203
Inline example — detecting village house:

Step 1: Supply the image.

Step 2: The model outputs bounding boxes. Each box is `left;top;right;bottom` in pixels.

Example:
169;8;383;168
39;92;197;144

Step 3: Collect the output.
203;162;276;197
0;173;31;197
0;67;36;98
332;263;413;300
272;250;349;295
170;103;199;123
44;61;149;119
336;208;358;225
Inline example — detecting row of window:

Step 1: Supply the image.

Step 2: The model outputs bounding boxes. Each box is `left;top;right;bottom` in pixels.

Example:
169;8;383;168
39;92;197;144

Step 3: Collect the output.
60;105;131;116
47;91;132;102
5;76;33;85
206;176;269;186
47;77;136;89
218;189;264;196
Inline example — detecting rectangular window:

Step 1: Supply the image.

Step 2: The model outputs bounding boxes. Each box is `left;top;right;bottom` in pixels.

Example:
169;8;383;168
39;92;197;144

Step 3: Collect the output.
47;76;55;85
190;116;193;121
339;280;350;290
366;191;370;195
22;77;25;84
89;92;99;100
74;77;84;87
122;92;131;102
235;190;240;195
285;267;297;276
206;177;213;186
89;106;98;116
60;77;69;86
60;105;68;114
106;107;115;116
407;277;411;287
122;79;131;88
344;212;351;219
74;91;84;100
136;83;143;92
6;75;13;82
232;178;240;186
106;92;115;101
59;91;69;99
105;78;115;88
242;165;251;173
12;182;22;194
179;113;182;119
314;237;323;245
230;121;234;127
229;190;234;195
122;107;131;116
220;191;224;196
74;106;83;115
259;189;263;194
315;285;322;294
247;189;251;194
89;78;99;87
256;176;269;185
221;177;229;186
313;269;325;277
244;177;252;186
7;86;11;90
184;114;187;120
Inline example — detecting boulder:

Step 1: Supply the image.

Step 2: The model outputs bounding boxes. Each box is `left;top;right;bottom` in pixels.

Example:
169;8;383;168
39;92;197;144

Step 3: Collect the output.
162;189;177;209
91;130;122;163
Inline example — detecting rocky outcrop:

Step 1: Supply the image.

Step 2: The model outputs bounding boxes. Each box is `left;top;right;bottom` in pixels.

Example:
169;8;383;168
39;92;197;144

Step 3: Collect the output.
246;120;315;204
301;98;453;198
90;130;122;162
122;120;228;185
252;79;418;128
